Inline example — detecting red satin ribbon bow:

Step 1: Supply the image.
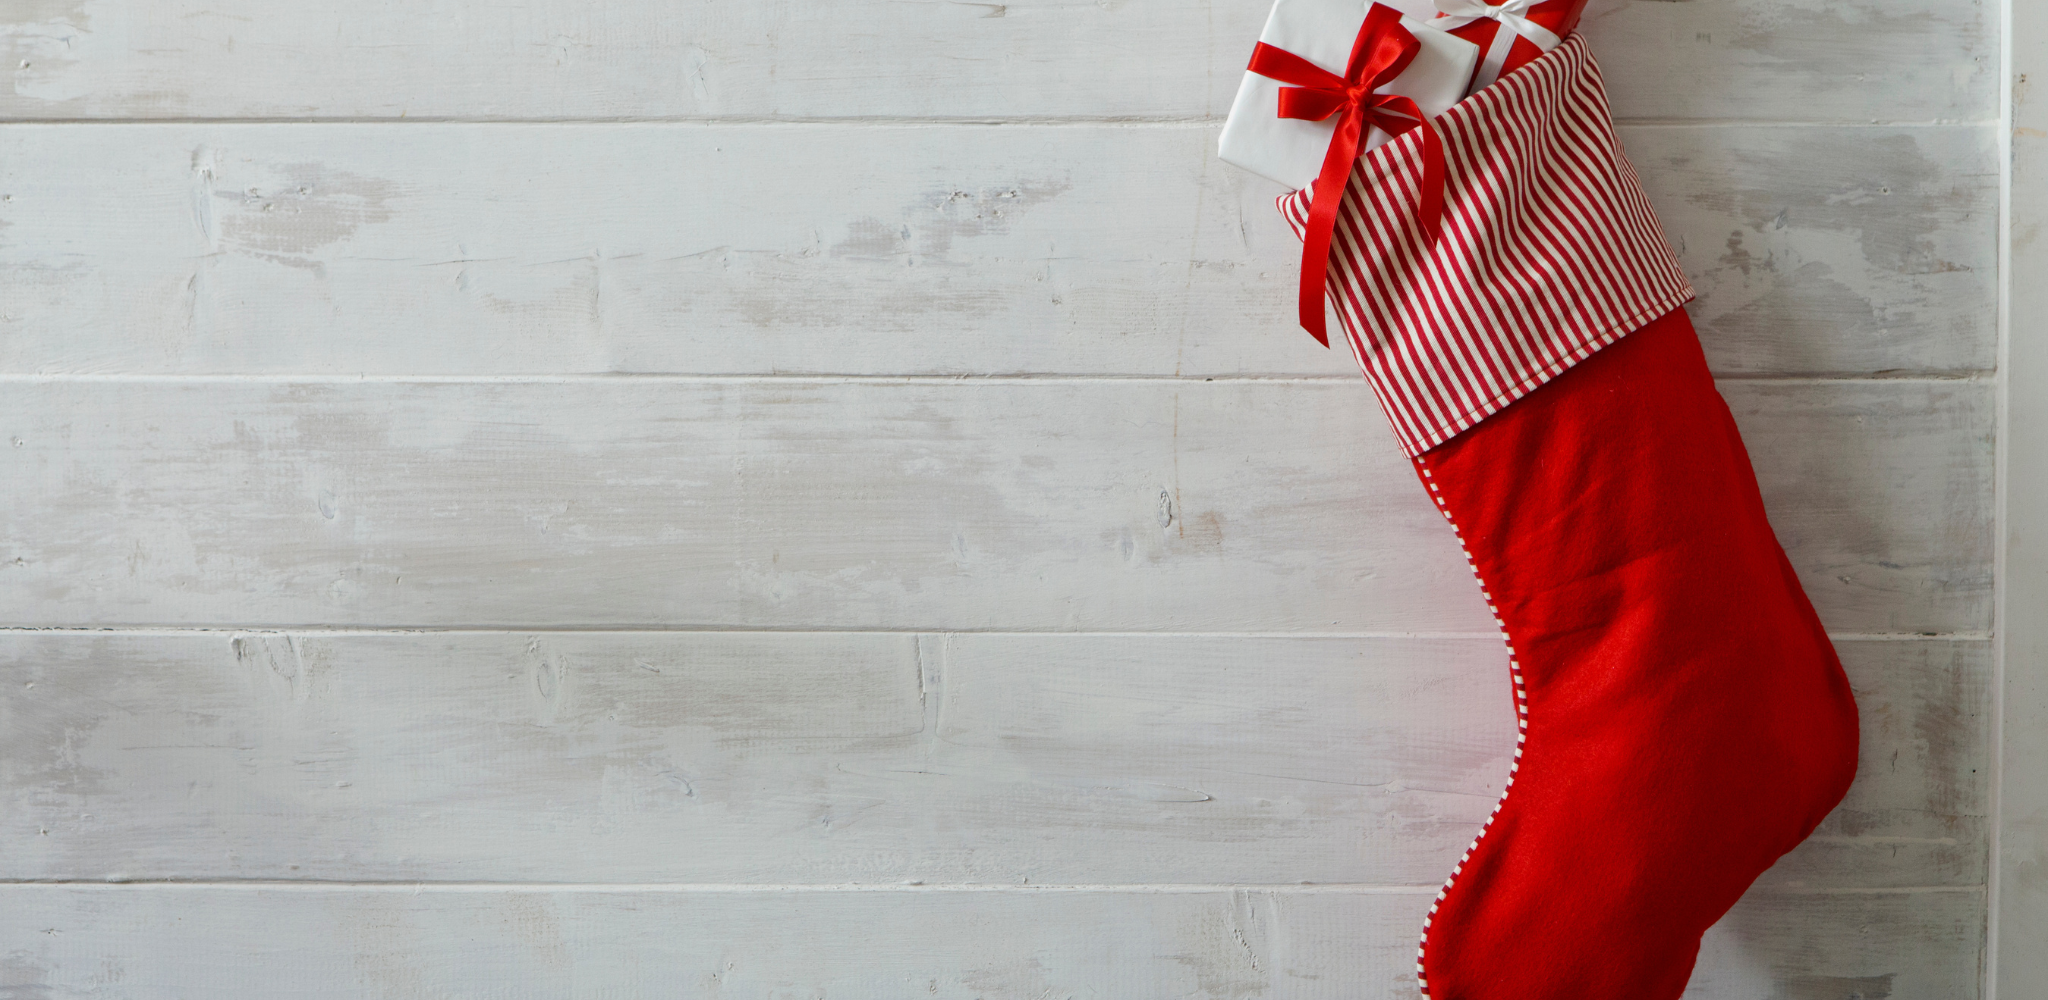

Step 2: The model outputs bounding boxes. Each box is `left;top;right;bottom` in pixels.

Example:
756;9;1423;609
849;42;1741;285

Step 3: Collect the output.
1248;6;1447;346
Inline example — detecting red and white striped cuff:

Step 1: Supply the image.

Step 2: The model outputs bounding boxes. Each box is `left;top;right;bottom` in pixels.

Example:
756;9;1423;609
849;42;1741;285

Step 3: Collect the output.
1280;33;1693;457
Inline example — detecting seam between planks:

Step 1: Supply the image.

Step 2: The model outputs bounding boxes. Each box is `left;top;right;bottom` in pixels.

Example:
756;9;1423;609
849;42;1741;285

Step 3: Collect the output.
0;117;2004;127
0;881;1988;894
0;627;1991;641
0;372;1995;384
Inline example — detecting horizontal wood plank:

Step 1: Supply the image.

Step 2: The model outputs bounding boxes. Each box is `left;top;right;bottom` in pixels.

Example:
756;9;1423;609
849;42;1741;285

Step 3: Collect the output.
1581;0;1997;124
1758;639;1991;890
0;0;1994;123
0;379;1990;632
0;885;1983;999
0;634;1986;887
1731;378;1993;634
1646;125;1999;377
0;124;1994;377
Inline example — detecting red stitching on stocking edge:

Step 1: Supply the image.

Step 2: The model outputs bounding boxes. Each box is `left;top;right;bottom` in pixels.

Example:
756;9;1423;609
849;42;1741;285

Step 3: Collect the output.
1412;454;1528;998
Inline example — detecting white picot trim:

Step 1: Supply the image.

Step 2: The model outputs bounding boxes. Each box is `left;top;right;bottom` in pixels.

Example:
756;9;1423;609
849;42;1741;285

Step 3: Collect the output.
1413;457;1527;998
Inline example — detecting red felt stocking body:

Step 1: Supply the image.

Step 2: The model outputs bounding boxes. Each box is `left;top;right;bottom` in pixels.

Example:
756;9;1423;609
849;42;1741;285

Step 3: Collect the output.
1410;307;1860;998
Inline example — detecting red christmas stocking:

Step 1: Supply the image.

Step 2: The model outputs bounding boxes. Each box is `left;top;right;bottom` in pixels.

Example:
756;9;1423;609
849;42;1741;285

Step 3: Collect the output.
1268;35;1862;999
1410;307;1859;998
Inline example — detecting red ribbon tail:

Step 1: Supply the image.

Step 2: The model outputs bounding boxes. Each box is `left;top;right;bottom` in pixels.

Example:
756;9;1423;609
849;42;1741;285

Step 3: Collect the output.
1264;14;1441;349
1296;127;1359;348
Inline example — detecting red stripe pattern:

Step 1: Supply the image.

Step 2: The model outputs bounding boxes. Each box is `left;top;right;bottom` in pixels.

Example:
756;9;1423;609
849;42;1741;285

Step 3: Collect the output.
1279;34;1692;457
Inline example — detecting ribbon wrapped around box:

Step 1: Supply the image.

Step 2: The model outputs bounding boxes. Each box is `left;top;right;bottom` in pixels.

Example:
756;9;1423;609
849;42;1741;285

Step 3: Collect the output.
1433;0;1589;94
1217;1;1478;345
1218;0;1477;191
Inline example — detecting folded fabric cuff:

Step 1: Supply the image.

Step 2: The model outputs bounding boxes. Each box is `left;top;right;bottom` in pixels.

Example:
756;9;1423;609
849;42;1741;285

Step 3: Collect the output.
1278;34;1694;457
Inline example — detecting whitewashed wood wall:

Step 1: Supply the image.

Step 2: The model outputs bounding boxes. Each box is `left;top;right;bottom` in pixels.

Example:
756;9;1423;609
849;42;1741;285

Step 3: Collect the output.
0;0;1999;996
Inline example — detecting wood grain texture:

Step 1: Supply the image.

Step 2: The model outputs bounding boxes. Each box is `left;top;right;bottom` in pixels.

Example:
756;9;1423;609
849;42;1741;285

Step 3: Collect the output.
1647;125;1999;377
0;0;1995;123
0;124;1995;377
1728;378;1994;635
1579;0;1997;124
0;379;1989;633
0;634;1986;888
0;885;1983;999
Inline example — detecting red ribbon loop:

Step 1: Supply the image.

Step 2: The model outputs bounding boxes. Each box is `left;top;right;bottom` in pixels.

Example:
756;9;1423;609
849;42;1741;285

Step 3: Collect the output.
1248;6;1448;346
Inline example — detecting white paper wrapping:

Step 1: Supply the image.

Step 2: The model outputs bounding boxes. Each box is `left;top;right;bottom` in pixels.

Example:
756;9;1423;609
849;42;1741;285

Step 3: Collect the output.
1218;0;1478;191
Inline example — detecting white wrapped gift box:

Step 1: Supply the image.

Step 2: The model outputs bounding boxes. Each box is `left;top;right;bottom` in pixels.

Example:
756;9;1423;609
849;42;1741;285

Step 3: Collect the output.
1218;0;1478;191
